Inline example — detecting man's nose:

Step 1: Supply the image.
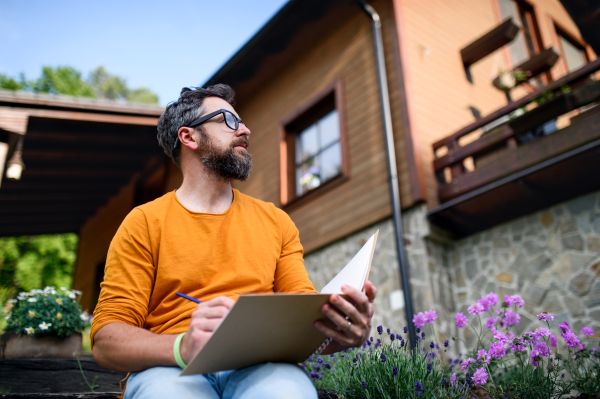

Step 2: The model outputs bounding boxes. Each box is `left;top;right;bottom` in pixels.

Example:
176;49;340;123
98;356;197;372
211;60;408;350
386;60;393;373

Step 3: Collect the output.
236;123;251;137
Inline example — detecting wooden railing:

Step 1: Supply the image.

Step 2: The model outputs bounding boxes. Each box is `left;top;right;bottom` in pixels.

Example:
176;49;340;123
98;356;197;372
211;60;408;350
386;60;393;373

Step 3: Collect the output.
433;58;600;203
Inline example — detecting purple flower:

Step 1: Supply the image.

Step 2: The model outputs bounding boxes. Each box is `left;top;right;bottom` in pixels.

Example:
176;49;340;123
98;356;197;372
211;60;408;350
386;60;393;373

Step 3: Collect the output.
510;337;526;353
535;341;551;358
390;333;395;341
489;342;506;358
430;341;435;349
562;330;581;347
550;335;558;348
581;327;594;336
455;312;468;328
468;302;484;315
478;297;491;312
534;326;551;338
377;325;383;335
404;326;408;333
559;321;571;333
424;309;438;323
362;381;367;389
485;316;495;329
317;357;323;363
504;310;520;326
461;358;475;371
413;312;426;328
537;312;554;322
387;328;391;334
393;366;398;376
450;373;456;386
309;371;318;379
415;381;423;392
486;292;498;306
504;294;513;307
472;367;488;386
380;353;386;362
477;349;490;364
511;295;525;308
444;340;449;347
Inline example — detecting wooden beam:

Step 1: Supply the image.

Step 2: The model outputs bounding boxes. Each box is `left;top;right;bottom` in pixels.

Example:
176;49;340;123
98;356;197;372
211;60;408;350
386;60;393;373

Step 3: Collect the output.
21;149;154;165
0;192;118;202
23;131;159;147
0;203;100;214
0;224;80;237
27;109;159;126
21;168;138;179
0;212;93;224
461;18;520;66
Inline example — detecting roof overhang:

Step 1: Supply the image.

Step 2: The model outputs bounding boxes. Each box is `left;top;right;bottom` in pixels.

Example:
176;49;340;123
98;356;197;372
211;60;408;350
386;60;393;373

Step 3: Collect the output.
204;0;359;104
0;90;165;237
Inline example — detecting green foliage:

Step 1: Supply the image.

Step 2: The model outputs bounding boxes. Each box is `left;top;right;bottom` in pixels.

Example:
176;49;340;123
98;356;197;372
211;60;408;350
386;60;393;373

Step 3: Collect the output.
0;65;159;104
305;329;468;399
5;286;90;337
0;234;78;332
30;66;96;98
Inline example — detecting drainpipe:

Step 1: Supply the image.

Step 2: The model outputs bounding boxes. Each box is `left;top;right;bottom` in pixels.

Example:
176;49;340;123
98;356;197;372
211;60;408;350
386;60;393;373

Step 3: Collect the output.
355;0;416;350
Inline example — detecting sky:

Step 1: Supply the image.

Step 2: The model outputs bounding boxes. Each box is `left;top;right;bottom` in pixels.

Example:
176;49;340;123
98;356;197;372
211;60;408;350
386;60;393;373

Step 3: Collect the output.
0;0;290;105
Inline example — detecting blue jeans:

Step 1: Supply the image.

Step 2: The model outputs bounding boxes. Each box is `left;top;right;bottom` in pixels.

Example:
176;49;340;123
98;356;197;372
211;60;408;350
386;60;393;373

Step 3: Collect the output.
124;363;317;399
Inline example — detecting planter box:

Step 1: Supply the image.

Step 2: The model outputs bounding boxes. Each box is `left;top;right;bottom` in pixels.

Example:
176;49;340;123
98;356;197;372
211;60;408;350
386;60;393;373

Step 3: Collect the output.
1;331;82;359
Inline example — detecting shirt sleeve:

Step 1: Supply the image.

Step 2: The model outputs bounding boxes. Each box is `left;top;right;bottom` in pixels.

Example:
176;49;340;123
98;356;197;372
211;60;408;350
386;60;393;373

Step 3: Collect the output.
273;208;317;293
90;208;155;347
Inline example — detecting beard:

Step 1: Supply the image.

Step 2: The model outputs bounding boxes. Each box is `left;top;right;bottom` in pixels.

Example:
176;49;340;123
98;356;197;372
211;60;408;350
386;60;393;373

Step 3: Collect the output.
196;130;252;181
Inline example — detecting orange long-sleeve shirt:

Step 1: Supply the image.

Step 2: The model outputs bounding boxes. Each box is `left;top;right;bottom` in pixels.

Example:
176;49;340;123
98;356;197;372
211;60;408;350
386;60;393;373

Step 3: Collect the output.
91;189;316;345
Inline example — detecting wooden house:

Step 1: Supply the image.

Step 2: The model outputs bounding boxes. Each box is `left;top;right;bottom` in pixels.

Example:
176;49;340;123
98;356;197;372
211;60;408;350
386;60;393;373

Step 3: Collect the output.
1;0;599;340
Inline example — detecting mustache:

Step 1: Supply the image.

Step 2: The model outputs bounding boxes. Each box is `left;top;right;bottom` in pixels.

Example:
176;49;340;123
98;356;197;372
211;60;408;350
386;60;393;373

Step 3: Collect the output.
231;137;250;149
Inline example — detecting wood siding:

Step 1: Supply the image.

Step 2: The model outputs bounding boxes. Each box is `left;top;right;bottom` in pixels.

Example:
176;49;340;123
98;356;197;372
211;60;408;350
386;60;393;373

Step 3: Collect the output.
393;0;596;208
232;0;409;254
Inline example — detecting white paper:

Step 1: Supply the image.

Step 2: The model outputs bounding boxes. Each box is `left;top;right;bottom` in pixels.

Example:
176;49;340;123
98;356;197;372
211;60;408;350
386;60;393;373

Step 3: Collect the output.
320;231;378;294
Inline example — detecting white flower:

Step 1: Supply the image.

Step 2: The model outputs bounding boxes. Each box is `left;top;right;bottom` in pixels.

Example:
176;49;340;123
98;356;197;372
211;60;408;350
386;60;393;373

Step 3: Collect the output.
7;299;16;304
27;298;37;303
4;313;11;320
73;290;82;295
28;310;36;317
25;327;34;335
39;322;51;330
68;292;76;299
55;298;63;305
60;287;67;291
80;313;90;321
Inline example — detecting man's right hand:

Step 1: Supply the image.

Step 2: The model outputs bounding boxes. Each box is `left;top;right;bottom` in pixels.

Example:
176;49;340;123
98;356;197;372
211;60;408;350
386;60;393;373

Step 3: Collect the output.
179;296;236;364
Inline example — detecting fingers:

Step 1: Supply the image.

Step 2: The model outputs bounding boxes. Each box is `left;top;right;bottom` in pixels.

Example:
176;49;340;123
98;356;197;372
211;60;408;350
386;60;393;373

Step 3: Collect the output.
205;295;236;309
364;280;377;303
314;320;361;346
340;285;370;315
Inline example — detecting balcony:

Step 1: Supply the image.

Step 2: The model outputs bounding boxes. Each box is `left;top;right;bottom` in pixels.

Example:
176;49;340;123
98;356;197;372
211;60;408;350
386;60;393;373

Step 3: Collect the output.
428;59;600;237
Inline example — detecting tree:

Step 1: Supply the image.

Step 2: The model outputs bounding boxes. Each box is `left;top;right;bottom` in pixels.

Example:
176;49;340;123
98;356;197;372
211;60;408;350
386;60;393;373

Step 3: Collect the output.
0;65;159;104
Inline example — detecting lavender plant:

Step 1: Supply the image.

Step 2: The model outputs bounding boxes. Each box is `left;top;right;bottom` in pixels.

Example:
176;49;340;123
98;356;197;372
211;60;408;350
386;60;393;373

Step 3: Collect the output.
304;292;600;398
5;286;90;338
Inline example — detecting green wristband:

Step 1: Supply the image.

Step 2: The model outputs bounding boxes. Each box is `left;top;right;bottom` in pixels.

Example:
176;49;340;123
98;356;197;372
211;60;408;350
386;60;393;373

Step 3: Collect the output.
173;332;187;369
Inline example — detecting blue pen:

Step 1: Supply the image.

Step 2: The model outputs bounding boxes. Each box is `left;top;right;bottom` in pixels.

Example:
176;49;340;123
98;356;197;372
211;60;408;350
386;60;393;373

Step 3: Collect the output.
176;291;202;304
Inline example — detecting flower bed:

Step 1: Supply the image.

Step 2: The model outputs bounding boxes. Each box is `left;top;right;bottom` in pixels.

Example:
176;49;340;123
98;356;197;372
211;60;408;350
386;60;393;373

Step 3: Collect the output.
304;293;599;398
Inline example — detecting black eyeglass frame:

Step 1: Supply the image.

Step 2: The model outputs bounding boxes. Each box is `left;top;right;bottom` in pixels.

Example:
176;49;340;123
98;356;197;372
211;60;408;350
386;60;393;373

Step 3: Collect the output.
173;109;247;149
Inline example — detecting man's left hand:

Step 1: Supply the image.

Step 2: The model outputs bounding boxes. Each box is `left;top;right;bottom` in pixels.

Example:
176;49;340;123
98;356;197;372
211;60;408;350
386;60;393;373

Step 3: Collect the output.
314;280;376;348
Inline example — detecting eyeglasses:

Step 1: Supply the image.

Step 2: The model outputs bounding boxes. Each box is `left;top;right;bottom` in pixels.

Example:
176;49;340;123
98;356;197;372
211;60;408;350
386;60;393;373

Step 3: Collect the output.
173;109;248;149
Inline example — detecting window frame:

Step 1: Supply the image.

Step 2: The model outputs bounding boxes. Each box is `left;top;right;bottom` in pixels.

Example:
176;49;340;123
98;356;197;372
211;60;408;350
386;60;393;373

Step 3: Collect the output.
279;79;349;208
553;22;590;75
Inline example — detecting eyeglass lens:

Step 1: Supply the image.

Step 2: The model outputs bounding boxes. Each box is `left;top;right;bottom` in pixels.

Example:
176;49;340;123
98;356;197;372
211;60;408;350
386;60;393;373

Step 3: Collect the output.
224;111;238;130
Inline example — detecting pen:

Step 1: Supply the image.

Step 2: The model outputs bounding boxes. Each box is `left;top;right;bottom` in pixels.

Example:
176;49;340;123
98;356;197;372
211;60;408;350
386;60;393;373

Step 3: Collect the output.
176;291;202;304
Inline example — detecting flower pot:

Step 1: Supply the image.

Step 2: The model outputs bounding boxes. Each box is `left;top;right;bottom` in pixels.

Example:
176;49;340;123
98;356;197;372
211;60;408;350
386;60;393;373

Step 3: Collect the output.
0;330;82;359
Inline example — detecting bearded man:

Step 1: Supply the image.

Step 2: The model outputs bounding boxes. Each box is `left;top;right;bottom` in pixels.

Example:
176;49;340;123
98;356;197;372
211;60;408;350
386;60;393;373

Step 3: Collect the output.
91;85;377;399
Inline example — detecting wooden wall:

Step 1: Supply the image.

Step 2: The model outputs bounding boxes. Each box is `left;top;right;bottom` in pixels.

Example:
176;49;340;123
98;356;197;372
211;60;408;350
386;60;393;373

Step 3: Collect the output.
392;0;596;208
233;0;411;254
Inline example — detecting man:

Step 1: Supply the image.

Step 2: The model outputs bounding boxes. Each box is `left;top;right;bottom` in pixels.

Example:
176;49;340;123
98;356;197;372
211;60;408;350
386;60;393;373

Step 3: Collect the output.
92;84;377;399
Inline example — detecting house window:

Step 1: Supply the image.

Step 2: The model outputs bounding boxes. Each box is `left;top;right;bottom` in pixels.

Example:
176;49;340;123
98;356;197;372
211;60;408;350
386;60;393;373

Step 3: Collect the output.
295;110;341;196
556;28;589;73
280;80;348;205
497;0;543;65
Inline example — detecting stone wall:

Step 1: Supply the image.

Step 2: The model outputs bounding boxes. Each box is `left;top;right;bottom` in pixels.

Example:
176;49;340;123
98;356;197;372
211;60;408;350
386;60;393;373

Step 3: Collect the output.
302;189;600;349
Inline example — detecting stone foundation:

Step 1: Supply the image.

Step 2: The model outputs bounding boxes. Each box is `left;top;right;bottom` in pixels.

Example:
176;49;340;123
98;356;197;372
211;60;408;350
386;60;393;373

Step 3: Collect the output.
303;189;600;350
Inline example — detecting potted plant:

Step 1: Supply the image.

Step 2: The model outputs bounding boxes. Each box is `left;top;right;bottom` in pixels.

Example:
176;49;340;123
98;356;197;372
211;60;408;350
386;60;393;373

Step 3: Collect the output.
1;286;91;359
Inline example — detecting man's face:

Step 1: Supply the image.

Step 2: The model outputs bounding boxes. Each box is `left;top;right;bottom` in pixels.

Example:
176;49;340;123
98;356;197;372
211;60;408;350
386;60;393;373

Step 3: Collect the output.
194;97;252;181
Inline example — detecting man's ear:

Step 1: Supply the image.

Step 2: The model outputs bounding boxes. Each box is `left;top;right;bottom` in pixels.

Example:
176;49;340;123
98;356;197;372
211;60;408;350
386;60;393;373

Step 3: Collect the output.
177;127;199;150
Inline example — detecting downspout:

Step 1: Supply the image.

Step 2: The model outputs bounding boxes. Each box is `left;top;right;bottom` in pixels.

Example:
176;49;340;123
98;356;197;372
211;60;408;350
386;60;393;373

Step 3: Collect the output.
354;0;417;350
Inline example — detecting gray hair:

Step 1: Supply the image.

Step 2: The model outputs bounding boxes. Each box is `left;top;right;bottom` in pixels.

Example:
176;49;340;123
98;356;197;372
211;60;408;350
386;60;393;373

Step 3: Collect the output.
157;84;236;167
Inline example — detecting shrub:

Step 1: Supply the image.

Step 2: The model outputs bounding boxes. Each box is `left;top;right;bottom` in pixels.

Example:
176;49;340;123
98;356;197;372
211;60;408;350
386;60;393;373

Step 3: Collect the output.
5;286;90;338
304;292;600;398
